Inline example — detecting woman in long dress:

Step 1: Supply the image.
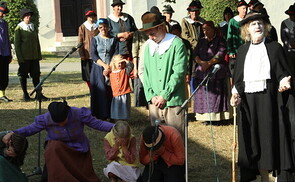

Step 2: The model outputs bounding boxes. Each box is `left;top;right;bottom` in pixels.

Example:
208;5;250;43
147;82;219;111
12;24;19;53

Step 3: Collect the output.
90;18;118;120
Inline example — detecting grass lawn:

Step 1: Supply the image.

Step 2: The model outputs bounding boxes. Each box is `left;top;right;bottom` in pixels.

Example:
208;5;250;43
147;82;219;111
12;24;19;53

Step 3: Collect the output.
1;60;274;181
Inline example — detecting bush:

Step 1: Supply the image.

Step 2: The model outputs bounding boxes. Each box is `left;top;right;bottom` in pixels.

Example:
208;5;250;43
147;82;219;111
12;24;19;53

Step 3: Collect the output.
5;0;39;43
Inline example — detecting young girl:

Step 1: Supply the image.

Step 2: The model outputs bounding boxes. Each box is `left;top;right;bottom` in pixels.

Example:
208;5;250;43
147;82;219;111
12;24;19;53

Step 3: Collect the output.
103;120;140;182
109;55;133;120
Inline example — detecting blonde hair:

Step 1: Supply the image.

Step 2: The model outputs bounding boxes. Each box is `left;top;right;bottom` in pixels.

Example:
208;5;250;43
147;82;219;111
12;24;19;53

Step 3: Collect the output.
110;54;124;71
240;20;272;42
112;120;131;138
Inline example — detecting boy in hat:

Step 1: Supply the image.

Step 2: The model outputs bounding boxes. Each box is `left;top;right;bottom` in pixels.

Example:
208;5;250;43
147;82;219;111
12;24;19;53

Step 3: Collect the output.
5;100;114;181
162;4;179;27
14;8;48;101
227;0;248;75
281;3;295;76
0;1;12;102
181;0;206;49
139;124;185;182
140;12;187;137
78;8;99;90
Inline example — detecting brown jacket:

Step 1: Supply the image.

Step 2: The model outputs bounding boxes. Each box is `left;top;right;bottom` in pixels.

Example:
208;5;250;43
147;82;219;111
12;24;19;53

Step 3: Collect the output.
78;24;99;60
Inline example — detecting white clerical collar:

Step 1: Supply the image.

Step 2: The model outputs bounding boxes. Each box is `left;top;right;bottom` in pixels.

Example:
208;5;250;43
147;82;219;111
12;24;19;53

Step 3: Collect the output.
184;16;203;24
108;13;128;22
18;21;34;31
83;21;98;31
147;33;176;56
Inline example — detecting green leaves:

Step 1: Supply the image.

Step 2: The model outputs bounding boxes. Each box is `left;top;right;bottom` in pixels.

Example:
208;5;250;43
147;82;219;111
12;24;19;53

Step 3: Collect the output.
5;0;40;43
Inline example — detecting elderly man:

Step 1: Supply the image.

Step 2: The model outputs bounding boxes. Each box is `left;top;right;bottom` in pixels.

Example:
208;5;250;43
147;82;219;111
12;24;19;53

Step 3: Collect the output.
141;12;187;137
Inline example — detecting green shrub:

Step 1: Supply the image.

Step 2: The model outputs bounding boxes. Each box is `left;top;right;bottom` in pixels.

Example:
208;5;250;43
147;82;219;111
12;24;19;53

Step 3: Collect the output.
5;0;39;43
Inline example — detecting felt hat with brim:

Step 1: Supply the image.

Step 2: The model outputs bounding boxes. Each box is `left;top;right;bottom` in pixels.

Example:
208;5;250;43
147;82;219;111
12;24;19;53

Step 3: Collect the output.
48;100;70;123
140;12;165;31
111;0;125;7
85;8;97;17
20;8;33;19
240;12;268;26
0;1;9;14
285;3;295;15
237;0;248;7
163;5;175;13
187;0;203;11
142;126;165;151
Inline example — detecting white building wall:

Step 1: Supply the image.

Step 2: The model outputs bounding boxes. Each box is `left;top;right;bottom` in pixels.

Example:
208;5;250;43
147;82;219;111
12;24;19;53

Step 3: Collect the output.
35;0;56;52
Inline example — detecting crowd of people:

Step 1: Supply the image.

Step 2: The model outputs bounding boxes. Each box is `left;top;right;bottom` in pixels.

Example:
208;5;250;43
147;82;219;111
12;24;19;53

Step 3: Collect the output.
1;0;295;181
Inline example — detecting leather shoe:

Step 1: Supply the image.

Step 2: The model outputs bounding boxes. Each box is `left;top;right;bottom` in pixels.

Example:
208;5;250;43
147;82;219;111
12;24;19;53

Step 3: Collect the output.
0;96;13;102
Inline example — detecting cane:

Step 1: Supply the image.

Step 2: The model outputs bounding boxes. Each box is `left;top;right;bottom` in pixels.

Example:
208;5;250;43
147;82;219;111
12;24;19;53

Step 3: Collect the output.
232;106;237;182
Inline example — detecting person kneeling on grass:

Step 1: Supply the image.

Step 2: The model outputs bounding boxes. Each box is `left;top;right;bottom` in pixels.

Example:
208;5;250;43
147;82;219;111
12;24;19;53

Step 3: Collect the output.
4;100;114;182
103;120;141;182
139;124;185;182
0;131;28;182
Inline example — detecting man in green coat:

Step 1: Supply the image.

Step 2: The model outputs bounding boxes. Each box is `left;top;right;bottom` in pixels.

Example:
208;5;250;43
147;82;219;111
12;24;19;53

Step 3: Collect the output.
141;12;187;137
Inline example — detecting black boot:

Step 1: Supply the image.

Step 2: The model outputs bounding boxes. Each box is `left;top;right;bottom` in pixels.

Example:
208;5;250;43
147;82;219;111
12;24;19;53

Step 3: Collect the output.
32;77;49;101
19;78;32;101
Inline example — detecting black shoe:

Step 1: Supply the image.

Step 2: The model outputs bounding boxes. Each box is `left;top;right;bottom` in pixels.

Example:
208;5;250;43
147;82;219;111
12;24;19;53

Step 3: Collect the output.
23;94;32;102
35;94;49;101
0;96;12;102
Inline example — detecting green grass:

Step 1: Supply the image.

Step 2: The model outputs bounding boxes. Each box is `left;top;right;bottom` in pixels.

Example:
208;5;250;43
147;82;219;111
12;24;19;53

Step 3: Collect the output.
1;70;275;182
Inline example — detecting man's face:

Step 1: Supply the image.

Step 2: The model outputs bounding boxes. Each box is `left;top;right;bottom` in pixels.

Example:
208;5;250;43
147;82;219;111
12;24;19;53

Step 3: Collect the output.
113;5;123;14
290;14;295;22
248;20;264;40
144;25;166;43
238;5;248;18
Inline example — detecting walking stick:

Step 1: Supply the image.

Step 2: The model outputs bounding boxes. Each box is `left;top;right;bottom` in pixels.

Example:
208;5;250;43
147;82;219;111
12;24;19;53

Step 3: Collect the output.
232;106;237;182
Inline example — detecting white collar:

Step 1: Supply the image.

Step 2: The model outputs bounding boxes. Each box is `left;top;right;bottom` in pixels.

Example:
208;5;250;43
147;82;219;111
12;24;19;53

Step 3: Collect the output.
83;21;98;31
184;16;203;24
233;15;243;22
18;21;34;31
147;33;176;56
108;13;128;22
283;18;295;30
218;21;228;27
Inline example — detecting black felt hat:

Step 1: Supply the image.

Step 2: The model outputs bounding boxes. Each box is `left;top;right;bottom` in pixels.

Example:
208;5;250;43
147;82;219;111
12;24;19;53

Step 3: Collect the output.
142;126;165;151
48;100;70;123
163;5;175;13
285;3;295;15
240;12;268;26
187;0;203;11
20;9;33;19
111;0;125;7
237;0;248;7
0;1;9;14
84;8;97;17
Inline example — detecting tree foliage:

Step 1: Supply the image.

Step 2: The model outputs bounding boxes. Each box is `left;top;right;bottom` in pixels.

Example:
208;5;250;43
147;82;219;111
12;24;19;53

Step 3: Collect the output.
5;0;39;43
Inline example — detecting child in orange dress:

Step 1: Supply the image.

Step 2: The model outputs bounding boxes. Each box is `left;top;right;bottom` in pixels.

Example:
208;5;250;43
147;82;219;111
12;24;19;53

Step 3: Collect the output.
109;55;133;120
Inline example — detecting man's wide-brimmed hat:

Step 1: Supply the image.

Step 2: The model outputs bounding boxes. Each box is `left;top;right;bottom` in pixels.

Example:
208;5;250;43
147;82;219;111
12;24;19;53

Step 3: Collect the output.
142;126;165;151
240;12;268;26
0;1;9;14
187;0;203;11
111;0;125;7
20;8;33;19
285;3;295;15
237;0;248;7
163;4;175;13
140;12;165;31
84;8;97;17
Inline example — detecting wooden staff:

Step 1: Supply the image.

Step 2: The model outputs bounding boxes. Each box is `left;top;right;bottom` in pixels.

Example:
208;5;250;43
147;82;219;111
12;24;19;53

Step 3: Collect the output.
232;106;237;182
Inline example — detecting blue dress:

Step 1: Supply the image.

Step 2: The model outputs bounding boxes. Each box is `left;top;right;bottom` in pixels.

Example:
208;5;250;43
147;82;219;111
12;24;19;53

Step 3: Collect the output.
90;34;118;119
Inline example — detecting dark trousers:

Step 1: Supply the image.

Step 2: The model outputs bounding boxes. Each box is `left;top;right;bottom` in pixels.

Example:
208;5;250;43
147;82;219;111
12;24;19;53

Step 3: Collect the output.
0;56;10;90
81;59;92;82
17;60;41;79
141;158;185;182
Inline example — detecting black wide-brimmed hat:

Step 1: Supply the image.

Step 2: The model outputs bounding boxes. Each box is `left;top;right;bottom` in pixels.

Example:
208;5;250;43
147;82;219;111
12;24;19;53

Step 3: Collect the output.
111;0;125;7
48;100;70;123
240;12;268;26
285;3;295;15
187;0;203;11
0;1;9;14
163;4;175;13
84;8;97;17
142;126;165;151
20;8;33;19
140;12;165;31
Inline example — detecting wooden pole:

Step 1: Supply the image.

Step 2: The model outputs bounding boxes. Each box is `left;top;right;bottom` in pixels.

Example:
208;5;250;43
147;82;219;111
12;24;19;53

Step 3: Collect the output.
232;106;237;182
